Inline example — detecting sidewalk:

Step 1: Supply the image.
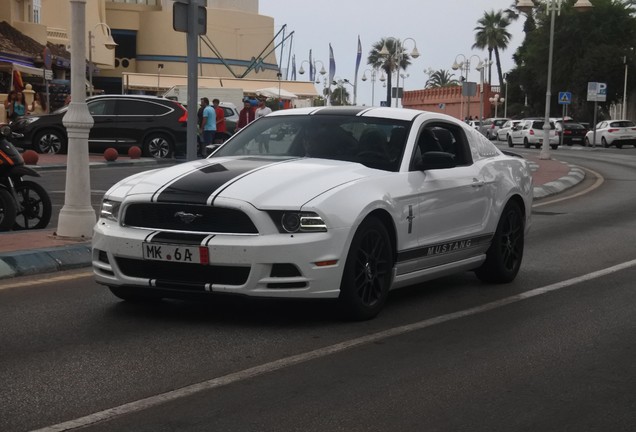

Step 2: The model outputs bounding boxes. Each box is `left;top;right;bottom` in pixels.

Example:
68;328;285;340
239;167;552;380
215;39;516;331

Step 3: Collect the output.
0;154;585;280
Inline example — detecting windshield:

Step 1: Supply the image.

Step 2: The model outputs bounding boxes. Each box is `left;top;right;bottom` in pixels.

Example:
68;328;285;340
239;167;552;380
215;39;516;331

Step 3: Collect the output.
212;114;412;172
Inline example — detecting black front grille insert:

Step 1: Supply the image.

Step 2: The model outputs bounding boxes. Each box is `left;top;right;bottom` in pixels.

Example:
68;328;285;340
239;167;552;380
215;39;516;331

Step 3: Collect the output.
123;203;258;234
116;257;250;286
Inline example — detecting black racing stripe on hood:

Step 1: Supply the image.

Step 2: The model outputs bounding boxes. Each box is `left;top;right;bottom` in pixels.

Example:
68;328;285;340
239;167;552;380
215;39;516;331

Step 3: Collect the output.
155;158;278;204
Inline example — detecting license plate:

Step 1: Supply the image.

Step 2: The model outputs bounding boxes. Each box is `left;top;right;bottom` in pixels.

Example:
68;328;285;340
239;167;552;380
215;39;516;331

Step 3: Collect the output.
620;136;632;139
142;243;209;264
572;138;582;141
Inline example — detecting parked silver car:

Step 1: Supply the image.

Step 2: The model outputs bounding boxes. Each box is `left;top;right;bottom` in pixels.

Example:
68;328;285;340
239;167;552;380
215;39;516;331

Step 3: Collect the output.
480;117;510;140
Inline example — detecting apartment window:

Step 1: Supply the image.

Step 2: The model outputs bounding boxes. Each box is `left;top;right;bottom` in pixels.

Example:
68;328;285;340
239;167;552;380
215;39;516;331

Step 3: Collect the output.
32;0;42;24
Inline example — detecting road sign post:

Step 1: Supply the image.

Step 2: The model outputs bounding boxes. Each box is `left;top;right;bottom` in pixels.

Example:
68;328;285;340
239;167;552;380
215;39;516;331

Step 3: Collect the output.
587;82;607;148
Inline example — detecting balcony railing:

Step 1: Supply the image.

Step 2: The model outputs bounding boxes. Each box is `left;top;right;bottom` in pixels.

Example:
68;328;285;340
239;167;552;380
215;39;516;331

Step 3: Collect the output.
107;0;159;5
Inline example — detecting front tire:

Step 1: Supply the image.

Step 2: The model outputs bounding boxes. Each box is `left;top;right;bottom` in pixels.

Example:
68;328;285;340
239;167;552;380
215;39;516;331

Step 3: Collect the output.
602;137;610;148
523;138;530;149
34;129;67;154
13;181;52;230
143;133;174;158
507;136;513;147
0;188;17;231
475;201;524;283
338;217;393;320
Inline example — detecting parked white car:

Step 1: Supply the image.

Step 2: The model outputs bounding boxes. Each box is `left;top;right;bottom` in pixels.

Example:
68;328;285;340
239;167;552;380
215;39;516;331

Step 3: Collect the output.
584;120;636;148
497;120;522;142
507;119;559;149
93;107;533;320
480;118;510;140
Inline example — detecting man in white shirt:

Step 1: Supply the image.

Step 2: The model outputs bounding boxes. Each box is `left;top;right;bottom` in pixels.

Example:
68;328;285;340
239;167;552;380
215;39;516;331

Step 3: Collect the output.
255;96;273;153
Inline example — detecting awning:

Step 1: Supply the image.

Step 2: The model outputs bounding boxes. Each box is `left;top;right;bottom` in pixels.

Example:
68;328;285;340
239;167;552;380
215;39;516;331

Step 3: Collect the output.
122;73;223;91
256;87;298;99
120;73;319;98
0;61;45;77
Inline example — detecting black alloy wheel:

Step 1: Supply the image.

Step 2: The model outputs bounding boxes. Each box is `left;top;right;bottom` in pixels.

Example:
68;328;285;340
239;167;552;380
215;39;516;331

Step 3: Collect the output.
338;217;393;320
34;129;67;154
0;188;17;231
475;200;524;283
13;180;52;230
143;133;174;158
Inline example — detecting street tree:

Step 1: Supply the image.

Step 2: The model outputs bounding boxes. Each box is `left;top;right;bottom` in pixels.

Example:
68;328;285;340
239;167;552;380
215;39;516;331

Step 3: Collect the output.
511;0;636;121
425;69;459;88
473;9;513;86
330;86;350;106
368;37;412;107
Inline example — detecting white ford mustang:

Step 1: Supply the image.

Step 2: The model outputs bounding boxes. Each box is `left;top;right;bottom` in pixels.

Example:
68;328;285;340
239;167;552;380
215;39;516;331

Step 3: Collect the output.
93;107;533;320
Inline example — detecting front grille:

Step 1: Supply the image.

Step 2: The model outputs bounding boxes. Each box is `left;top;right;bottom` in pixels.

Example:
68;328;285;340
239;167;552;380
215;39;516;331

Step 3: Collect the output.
123;203;258;234
116;257;250;286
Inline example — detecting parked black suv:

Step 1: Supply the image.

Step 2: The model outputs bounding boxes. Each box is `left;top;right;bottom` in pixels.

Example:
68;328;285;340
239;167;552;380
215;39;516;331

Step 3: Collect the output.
10;95;187;158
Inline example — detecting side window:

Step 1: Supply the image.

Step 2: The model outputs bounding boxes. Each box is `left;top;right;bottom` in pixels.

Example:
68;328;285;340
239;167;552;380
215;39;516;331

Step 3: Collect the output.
223;107;234;117
116;100;170;116
87;100;116;116
410;124;471;171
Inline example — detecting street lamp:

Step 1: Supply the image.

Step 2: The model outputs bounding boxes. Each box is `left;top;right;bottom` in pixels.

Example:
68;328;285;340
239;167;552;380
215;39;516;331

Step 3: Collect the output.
489;93;505;118
298;60;326;81
157;63;163;93
277;71;283;104
622;48;634;119
516;0;593;159
452;54;487;121
379;37;419;107
361;68;378;106
88;22;117;97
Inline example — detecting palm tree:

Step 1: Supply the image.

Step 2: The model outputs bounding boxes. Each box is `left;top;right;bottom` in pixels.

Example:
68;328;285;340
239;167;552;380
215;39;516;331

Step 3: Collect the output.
425;69;459;88
330;86;350;106
473;9;512;86
368;37;412;107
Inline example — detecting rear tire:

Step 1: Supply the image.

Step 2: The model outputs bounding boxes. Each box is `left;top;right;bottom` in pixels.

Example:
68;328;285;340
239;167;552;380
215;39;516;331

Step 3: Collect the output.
602;137;610;148
143;133;174;158
13;180;52;230
0;188;17;231
507;136;513;147
523;138;530;149
475;201;524;283
34;129;67;154
338;217;393;320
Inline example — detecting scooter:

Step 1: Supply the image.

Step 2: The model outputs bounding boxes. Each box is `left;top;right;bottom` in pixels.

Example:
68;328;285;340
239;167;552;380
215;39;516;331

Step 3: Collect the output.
0;124;52;231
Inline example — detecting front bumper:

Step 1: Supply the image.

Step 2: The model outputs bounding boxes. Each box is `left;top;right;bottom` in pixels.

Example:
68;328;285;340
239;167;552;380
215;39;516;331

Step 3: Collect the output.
92;220;352;299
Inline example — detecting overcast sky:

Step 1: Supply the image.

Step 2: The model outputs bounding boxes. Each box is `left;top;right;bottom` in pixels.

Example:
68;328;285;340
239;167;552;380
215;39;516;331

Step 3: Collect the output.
259;0;525;106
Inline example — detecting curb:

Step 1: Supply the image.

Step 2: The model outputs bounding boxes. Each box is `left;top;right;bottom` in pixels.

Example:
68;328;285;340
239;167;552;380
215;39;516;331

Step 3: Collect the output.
30;158;178;172
0;244;91;279
532;163;585;199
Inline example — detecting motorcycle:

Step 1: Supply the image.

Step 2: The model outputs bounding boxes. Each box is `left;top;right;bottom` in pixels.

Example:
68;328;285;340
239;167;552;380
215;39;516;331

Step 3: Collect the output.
0;124;52;231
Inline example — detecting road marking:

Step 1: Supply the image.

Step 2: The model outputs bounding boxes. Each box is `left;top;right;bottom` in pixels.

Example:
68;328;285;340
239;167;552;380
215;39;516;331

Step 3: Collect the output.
533;166;604;208
0;271;93;291
31;258;636;432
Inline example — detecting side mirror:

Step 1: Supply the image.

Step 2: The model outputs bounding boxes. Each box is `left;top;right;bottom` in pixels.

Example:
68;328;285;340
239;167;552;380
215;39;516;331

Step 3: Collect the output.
418;151;457;171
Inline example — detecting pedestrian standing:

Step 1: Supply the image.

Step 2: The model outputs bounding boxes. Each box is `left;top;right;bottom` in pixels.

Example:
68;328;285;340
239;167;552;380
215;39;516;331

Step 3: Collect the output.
199;97;216;157
212;98;227;143
11;92;26;121
4;90;16;121
255;96;272;152
237;99;255;131
30;92;46;115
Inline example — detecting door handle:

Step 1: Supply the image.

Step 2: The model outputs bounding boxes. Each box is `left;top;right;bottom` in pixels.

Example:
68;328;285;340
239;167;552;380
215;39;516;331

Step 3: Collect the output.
472;178;485;188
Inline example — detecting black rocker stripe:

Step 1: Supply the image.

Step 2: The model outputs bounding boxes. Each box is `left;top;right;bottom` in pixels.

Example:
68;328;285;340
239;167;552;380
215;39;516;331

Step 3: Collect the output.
397;234;493;263
155;157;281;204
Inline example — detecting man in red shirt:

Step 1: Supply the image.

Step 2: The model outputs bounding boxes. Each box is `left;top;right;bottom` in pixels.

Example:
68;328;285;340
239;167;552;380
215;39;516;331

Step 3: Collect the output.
237;99;255;131
212;98;228;143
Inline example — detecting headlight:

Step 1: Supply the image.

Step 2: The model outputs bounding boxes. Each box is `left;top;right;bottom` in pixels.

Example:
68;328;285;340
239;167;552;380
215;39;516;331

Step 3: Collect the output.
269;211;327;233
100;199;122;222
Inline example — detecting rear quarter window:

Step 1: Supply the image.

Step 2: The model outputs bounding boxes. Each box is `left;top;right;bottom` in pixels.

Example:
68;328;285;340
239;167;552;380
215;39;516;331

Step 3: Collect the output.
117;100;171;116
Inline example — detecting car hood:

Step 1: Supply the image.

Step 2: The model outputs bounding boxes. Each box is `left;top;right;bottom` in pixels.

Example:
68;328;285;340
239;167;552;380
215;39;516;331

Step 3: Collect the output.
107;156;378;208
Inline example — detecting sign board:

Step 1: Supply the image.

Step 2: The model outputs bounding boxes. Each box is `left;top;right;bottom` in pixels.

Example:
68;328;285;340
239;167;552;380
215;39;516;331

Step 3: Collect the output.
587;82;607;102
173;2;207;34
391;87;403;98
44;69;53;81
380;101;388;107
558;91;572;105
462;82;477;97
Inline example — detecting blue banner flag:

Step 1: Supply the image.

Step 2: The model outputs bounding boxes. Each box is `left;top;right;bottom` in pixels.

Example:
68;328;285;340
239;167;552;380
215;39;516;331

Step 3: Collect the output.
353;35;362;105
329;43;336;84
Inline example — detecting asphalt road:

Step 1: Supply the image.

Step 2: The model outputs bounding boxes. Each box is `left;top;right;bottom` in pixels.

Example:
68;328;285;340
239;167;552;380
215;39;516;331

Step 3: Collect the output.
1;145;635;431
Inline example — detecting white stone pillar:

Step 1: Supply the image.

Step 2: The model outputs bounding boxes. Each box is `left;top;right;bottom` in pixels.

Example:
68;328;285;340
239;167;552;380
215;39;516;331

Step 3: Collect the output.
56;0;96;239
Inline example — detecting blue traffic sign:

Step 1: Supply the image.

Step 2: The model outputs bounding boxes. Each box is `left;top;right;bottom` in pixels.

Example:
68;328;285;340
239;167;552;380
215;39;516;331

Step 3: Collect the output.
558;91;572;105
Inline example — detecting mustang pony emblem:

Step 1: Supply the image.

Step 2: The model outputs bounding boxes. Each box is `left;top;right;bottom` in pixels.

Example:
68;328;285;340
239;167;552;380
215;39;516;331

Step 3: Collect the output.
174;211;203;224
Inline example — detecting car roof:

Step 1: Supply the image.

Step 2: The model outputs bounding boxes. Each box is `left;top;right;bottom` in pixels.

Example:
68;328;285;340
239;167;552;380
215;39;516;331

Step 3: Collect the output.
266;106;457;122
